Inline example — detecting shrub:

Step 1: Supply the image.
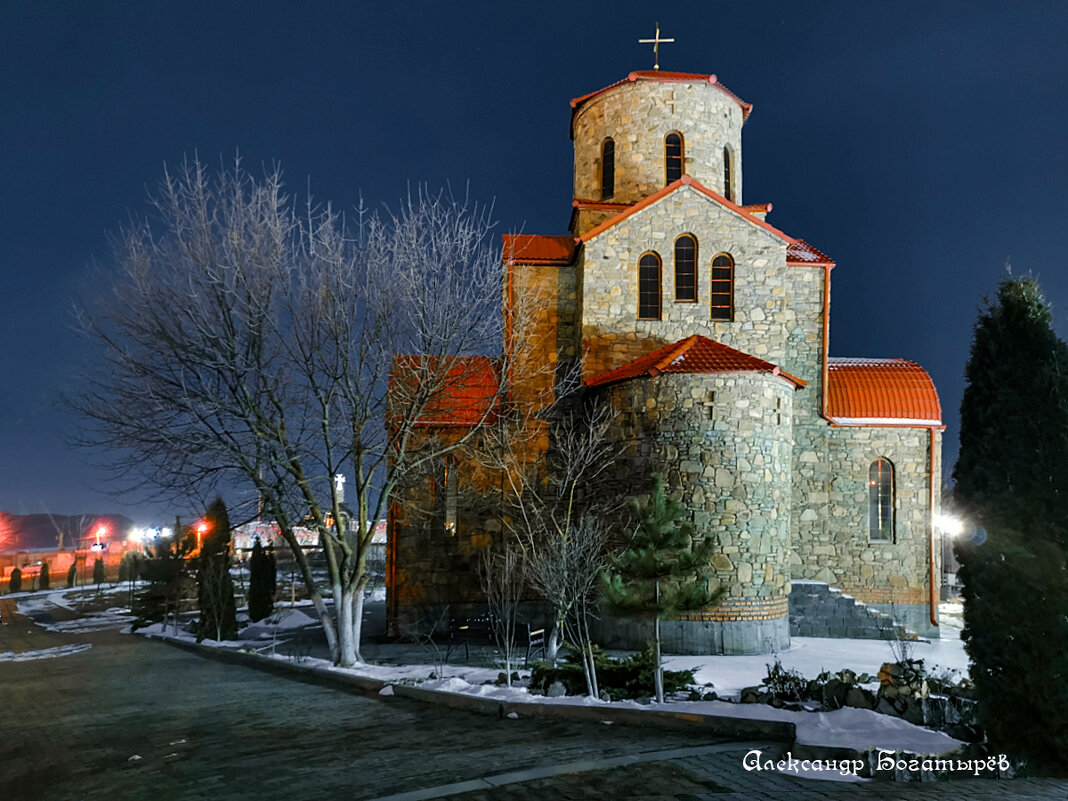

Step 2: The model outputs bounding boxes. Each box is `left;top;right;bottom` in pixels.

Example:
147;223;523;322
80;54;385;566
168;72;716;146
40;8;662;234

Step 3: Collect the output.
39;563;50;591
764;658;807;701
10;568;22;593
66;562;77;588
93;558;106;586
530;644;695;700
247;538;275;622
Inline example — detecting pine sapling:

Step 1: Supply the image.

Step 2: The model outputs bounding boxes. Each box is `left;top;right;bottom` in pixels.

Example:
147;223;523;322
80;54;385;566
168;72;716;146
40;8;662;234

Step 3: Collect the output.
602;475;724;703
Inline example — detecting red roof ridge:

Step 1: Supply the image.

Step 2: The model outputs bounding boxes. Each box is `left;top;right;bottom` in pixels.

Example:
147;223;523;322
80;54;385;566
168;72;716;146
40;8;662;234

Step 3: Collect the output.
579;175;795;245
586;335;806;389
572;198;635;210
501;233;577;265
786;239;835;268
742;202;773;213
650;334;699;375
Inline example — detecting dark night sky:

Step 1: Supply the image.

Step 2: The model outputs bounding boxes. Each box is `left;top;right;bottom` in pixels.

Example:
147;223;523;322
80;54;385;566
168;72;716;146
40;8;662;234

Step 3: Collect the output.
2;1;1067;522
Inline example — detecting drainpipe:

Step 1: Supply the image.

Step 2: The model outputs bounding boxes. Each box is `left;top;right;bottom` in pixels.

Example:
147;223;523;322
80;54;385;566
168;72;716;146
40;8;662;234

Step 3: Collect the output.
928;426;939;628
821;265;830;418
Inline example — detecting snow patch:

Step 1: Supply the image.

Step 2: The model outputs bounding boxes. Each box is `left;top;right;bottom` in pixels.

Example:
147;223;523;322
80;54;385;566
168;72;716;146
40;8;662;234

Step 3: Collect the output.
0;643;92;661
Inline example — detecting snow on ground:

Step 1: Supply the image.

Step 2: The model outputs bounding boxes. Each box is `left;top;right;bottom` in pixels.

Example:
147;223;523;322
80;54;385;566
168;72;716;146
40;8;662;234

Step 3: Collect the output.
0;643;92;661
665;633;970;697
44;609;136;633
238;609;318;640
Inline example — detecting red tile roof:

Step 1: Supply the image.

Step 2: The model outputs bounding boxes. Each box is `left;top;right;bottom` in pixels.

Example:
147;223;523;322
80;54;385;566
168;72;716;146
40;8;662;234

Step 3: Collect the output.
786;239;835;267
389;356;502;428
826;358;942;426
579;175;794;245
586;335;806;389
570;72;753;137
501;234;577;265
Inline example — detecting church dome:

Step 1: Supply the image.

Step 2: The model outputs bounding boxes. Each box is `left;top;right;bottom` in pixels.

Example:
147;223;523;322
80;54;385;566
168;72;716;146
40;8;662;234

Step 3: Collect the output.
570;71;750;208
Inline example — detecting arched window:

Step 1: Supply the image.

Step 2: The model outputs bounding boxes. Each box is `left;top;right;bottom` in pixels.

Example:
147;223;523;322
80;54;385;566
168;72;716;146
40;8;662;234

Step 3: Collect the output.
665;132;684;184
638;252;662;320
723;146;733;202
433;456;458;536
869;458;895;542
710;254;734;321
674;234;697;302
601;138;615;200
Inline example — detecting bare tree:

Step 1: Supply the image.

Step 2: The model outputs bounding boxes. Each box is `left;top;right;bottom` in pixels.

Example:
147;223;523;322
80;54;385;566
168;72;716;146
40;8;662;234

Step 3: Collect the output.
71;158;544;666
476;396;621;695
476;544;525;685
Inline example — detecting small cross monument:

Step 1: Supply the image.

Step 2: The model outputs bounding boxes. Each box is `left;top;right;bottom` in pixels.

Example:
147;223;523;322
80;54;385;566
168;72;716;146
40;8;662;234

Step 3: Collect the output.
639;22;675;71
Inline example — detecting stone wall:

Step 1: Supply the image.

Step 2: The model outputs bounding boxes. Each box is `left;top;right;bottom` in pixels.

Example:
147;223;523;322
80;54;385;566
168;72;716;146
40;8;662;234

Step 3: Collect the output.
572;79;744;204
594;371;795;653
507;261;580;408
386;437;504;637
790;425;941;637
579;186;824;386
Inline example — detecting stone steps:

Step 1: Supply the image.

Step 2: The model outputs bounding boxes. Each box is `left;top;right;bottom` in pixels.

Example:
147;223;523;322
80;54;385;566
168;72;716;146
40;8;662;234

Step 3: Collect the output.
788;581;918;641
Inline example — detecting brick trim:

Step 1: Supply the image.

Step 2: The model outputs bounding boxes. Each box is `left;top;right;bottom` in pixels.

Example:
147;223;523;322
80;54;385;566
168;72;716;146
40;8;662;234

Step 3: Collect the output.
840;586;926;605
678;596;788;622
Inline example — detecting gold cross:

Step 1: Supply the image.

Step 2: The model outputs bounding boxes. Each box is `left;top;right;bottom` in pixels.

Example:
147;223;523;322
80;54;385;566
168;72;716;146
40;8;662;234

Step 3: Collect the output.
639;22;675;71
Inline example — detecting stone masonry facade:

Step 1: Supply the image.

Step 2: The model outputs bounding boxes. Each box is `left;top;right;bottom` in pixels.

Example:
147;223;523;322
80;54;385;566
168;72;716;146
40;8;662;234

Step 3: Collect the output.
387;70;943;652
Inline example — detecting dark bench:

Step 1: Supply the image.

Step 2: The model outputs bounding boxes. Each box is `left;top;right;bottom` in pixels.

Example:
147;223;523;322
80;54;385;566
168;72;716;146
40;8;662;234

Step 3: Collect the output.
445;616;547;665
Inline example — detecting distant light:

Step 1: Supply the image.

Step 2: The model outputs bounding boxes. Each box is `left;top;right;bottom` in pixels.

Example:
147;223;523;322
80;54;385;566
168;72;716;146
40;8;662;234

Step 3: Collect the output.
934;513;964;538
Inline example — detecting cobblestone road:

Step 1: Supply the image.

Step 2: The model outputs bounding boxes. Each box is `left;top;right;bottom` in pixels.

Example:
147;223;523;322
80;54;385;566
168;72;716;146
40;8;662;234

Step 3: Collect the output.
3;601;1068;800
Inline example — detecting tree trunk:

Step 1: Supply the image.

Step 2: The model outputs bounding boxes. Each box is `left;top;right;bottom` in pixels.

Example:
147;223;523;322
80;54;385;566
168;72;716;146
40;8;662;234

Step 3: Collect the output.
654;579;664;703
311;591;340;663
653;614;664;703
351;585;365;663
546;623;563;666
335;584;359;667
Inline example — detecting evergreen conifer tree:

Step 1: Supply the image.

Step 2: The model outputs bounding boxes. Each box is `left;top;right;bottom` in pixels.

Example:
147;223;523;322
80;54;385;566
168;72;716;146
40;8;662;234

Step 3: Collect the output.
954;275;1068;774
195;498;238;642
248;538;275;622
602;475;723;702
93;557;106;589
39;562;49;591
10;568;21;593
66;562;77;589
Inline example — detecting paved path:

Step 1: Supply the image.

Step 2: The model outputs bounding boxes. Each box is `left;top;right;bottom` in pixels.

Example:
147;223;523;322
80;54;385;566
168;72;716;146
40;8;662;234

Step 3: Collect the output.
3;601;1068;800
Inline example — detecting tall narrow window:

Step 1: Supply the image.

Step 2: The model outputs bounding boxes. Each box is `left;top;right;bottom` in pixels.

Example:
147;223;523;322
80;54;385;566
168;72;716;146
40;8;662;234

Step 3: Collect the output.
638;252;662;320
869;458;895;543
674;234;697;302
723;146;733;202
710;254;734;321
665;132;684;184
601;138;615;200
433;456;458;535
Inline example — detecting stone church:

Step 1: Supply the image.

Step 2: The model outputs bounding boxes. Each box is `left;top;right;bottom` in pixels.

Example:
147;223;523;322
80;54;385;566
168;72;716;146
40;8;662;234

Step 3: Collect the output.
387;69;943;654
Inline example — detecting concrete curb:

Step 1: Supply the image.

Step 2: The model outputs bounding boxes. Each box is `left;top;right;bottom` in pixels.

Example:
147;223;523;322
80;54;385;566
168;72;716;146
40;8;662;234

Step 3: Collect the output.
150;634;795;742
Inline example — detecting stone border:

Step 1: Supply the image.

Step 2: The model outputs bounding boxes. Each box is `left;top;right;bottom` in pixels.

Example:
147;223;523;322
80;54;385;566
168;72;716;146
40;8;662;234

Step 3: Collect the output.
149;634;795;743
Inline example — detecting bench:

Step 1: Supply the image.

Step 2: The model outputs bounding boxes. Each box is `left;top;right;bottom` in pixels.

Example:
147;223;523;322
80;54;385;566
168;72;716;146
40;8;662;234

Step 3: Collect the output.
445;617;548;665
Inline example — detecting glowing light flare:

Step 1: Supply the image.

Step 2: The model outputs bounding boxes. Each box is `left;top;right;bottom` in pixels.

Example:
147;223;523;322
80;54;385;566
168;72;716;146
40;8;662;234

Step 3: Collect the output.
933;513;964;538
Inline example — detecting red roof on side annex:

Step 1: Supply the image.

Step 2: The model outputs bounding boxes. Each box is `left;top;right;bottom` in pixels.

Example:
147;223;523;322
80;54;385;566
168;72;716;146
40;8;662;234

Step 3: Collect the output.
389;355;502;428
501;234;577;265
586;335;806;389
826;358;942;426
